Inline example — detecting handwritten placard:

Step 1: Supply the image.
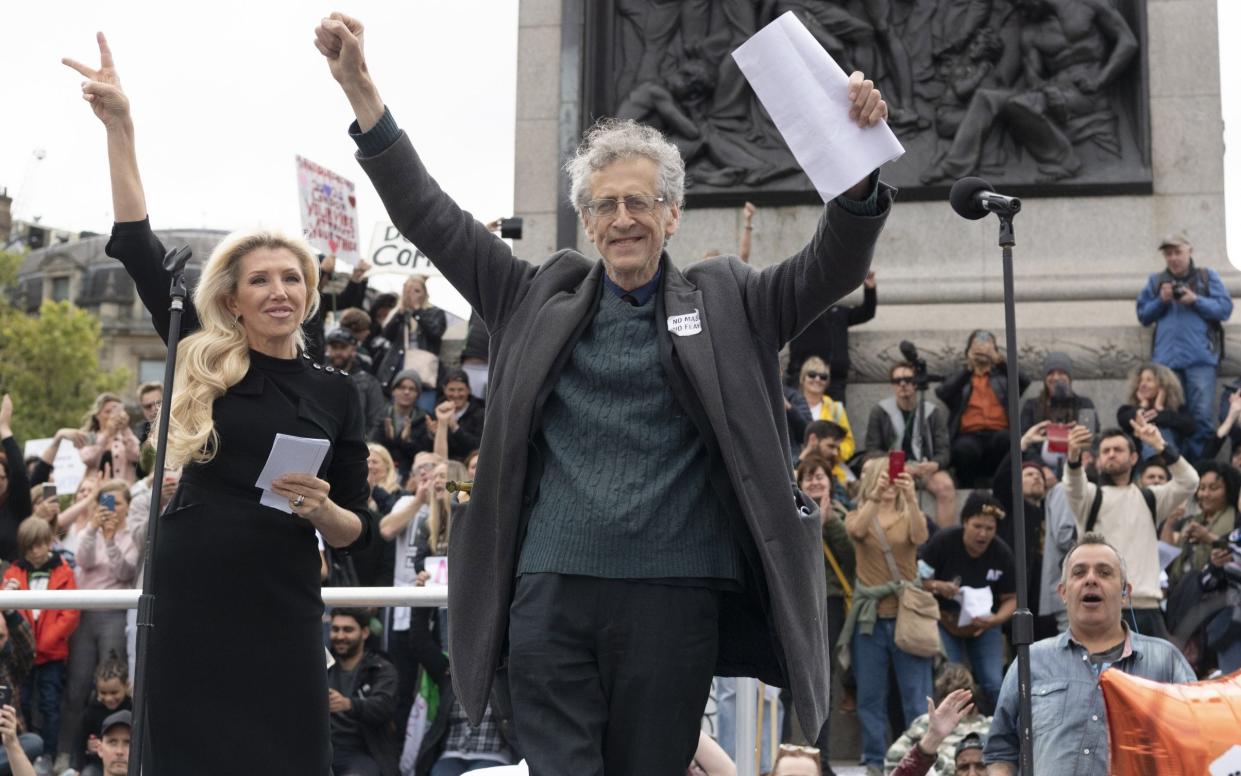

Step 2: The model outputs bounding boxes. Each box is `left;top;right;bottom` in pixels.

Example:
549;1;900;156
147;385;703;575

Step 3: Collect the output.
295;155;360;262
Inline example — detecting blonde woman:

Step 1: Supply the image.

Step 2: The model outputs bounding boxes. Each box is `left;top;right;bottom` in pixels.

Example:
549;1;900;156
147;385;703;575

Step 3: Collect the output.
840;456;932;775
378;274;447;409
68;34;369;774
77;393;141;485
800;356;855;466
1117;363;1196;460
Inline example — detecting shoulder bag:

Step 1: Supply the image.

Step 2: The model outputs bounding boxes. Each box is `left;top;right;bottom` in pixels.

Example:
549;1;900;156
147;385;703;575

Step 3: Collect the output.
870;509;941;657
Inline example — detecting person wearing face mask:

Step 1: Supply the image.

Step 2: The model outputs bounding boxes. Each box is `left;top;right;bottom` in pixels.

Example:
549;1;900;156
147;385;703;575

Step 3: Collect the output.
984;534;1195;776
937;330;1030;488
68;32;372;774
1018;352;1097;435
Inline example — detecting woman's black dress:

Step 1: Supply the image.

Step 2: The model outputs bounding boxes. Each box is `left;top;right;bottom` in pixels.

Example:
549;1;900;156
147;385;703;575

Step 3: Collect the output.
108;219;372;775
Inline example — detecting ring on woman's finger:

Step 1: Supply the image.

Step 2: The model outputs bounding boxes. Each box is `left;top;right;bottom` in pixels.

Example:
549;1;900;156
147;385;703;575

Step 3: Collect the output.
291;494;305;508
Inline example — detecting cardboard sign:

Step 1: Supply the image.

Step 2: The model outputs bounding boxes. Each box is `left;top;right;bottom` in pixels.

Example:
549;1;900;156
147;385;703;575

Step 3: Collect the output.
295;155;360;262
365;223;475;323
366;224;438;276
24;438;86;496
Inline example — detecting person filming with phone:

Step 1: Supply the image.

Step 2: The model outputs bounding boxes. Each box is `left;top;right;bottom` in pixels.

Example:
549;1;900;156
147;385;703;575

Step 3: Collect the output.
1064;416;1198;641
937;330;1030;488
60;480;136;774
839;456;932;776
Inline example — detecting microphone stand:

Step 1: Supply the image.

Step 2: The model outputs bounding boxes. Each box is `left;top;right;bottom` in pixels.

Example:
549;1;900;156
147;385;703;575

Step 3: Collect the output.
996;212;1036;776
129;245;193;776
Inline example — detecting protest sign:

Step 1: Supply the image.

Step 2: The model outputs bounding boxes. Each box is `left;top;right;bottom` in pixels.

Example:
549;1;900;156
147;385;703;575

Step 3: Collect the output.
365;223;473;323
25;438;86;496
295;155;361;262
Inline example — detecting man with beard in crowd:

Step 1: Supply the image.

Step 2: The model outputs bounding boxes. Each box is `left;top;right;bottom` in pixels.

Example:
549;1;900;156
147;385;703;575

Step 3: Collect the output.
327;609;400;776
1064;420;1198;640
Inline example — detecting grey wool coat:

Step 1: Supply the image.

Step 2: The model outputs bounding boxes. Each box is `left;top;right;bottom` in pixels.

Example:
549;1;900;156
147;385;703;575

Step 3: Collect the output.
356;132;891;738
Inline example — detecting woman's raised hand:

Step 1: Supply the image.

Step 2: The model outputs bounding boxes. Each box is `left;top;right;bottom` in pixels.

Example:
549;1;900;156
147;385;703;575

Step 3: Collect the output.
63;32;130;129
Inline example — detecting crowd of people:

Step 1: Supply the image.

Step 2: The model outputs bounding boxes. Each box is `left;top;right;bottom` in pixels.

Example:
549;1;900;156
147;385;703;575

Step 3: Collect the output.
0;17;1233;776
0;220;1235;775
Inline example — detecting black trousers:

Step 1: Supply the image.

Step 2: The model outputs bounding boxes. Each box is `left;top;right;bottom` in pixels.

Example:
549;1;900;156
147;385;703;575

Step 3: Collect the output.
951;429;1011;487
507;574;720;776
1131;606;1171;641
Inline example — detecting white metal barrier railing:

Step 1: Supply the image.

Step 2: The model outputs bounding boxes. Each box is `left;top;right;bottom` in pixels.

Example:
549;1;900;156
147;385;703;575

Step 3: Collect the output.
0;588;763;776
0;587;448;610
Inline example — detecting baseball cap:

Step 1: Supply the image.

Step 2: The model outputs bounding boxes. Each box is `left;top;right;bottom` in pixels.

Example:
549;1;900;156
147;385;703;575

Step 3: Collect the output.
325;327;356;346
1159;232;1191;250
955;731;985;760
101;709;132;736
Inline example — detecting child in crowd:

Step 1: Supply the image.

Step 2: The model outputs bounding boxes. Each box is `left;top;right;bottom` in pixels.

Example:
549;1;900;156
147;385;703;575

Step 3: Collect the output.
73;652;132;776
2;517;80;761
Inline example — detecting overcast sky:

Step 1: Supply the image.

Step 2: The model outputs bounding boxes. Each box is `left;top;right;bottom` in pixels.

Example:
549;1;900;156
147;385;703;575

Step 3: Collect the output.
3;2;1239;269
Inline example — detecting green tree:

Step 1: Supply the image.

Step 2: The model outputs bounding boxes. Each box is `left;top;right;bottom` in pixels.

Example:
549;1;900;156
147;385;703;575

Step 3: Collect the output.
0;250;129;441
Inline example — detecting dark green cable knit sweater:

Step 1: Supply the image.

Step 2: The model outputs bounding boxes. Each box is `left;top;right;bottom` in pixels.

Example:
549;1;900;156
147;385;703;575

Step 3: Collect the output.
517;290;741;581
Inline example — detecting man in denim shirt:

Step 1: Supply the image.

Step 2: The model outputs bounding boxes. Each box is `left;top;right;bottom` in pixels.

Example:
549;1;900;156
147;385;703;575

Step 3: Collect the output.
984;534;1193;775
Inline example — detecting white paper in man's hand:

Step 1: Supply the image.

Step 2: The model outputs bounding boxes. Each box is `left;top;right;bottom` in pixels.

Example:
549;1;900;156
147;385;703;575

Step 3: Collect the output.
955;585;995;628
255;433;331;514
731;11;905;202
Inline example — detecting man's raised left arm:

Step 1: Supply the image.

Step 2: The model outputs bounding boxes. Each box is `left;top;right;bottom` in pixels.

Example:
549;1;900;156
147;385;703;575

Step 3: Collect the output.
740;72;894;347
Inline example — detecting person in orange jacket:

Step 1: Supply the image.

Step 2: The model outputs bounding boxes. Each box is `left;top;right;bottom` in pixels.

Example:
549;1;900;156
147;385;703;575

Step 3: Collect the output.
3;516;80;759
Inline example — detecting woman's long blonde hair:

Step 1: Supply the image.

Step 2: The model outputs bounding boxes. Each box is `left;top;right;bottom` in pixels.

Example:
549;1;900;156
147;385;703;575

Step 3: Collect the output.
426;461;452;555
162;230;320;467
80;393;124;432
366;443;399;493
1126;362;1185;411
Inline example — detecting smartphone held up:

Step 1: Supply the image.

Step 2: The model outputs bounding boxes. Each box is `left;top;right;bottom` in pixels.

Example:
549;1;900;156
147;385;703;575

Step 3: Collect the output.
888;450;906;482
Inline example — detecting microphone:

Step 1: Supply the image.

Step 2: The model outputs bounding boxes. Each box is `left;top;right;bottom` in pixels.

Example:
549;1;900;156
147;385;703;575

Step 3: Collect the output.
162;246;193;274
949;177;1022;220
899;340;920;364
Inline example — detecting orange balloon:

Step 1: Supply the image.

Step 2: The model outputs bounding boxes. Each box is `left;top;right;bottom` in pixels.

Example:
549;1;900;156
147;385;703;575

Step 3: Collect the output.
1100;667;1241;775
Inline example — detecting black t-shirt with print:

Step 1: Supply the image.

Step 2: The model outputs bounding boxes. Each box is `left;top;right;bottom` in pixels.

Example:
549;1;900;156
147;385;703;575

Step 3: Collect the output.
921;527;1016;615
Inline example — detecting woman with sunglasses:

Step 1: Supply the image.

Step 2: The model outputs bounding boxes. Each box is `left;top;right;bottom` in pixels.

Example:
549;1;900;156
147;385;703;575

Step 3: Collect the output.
799;356;855;475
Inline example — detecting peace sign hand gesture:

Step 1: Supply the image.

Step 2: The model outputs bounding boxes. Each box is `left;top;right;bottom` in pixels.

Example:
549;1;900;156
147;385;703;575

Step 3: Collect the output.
63;32;130;129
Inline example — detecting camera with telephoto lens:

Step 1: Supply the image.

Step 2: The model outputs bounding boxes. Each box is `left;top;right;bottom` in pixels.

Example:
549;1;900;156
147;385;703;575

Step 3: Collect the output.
1172;281;1187;299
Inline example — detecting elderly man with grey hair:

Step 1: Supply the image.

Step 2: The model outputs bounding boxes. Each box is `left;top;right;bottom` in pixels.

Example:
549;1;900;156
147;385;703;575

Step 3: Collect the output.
319;13;893;774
